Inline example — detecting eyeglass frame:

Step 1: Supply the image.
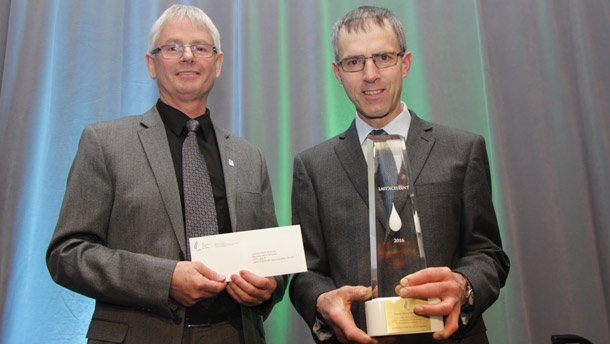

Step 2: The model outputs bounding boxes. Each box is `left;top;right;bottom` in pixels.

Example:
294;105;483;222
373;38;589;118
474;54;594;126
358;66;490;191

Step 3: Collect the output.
150;43;218;59
337;51;405;72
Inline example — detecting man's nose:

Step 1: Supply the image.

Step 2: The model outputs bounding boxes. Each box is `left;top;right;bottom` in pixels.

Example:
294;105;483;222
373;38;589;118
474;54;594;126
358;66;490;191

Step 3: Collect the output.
362;58;380;81
181;46;195;61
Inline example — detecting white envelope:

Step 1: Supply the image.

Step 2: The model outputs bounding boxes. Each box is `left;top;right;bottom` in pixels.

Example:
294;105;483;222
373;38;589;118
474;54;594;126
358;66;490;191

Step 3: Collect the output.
189;225;307;281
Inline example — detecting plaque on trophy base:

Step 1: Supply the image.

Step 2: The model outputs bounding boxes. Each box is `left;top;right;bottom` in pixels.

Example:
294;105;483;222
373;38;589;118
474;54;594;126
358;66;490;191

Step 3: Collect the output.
365;297;443;336
365;134;442;337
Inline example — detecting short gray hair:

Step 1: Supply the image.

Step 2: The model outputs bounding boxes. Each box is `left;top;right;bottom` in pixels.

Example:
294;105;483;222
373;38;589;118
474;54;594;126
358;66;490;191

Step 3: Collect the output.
331;6;406;61
148;4;222;53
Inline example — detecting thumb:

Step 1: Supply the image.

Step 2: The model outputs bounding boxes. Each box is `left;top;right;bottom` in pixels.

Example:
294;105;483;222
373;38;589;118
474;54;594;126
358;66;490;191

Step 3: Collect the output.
193;261;226;282
348;285;373;301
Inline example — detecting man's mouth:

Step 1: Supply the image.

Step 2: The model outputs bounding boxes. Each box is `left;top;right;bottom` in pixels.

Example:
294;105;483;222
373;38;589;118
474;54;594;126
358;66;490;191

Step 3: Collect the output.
177;71;199;75
363;89;383;95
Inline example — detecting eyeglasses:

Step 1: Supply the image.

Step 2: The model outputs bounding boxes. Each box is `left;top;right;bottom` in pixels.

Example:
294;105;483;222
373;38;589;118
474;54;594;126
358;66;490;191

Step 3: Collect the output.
151;43;217;59
338;52;405;72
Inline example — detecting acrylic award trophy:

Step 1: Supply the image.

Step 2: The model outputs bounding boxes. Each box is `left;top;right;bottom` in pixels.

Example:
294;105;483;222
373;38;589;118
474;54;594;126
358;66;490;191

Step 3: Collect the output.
364;134;443;337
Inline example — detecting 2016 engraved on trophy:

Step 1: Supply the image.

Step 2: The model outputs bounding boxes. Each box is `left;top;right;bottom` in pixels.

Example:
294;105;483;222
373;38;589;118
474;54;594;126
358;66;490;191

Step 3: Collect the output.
364;134;443;337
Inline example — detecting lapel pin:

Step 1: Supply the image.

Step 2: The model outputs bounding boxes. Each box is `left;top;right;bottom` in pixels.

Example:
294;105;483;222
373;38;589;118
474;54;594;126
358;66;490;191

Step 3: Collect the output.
228;159;234;166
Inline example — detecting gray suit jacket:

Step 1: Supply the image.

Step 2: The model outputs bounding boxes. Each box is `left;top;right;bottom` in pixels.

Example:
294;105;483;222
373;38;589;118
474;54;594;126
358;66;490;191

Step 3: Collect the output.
289;111;509;344
47;106;285;344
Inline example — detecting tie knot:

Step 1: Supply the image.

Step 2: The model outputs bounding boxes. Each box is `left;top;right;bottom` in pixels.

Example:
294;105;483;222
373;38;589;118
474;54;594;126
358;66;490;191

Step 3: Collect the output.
369;129;388;136
185;119;200;133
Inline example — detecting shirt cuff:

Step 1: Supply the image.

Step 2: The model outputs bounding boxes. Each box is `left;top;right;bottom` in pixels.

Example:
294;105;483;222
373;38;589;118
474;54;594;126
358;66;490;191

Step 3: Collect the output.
312;316;335;342
459;309;473;327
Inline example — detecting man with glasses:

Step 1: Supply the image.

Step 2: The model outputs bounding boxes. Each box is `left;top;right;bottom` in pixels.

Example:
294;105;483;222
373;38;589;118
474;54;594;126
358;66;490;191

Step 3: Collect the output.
290;6;509;344
47;4;284;344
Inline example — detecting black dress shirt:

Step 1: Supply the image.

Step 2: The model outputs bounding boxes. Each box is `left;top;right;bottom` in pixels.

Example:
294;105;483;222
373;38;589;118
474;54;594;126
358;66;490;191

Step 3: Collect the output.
156;99;231;234
156;99;240;324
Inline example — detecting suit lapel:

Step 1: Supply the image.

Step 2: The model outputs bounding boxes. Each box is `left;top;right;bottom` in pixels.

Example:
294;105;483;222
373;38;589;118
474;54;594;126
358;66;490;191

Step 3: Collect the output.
405;111;435;186
214;125;238;232
394;111;435;216
138;107;186;254
334;122;390;230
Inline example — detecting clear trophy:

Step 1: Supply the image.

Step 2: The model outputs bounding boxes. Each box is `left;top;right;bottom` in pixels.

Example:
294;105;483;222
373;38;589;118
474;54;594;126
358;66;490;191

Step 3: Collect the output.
364;134;443;336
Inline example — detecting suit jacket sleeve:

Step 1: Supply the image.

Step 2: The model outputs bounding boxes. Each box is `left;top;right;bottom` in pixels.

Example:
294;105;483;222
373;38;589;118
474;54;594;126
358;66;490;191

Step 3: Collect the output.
450;135;509;328
46;124;177;319
289;153;337;329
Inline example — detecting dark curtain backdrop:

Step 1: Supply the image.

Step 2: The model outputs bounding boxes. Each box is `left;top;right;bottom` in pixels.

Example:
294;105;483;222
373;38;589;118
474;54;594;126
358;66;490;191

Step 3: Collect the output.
1;1;609;343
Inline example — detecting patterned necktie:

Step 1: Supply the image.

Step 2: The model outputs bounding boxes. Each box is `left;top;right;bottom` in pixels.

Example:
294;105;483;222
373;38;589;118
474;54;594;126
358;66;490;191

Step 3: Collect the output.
370;129;398;215
183;119;218;259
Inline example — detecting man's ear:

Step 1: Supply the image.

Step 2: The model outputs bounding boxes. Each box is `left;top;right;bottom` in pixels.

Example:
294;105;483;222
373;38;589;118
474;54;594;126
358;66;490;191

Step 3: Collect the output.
214;51;224;79
146;53;157;79
401;51;413;79
332;61;343;84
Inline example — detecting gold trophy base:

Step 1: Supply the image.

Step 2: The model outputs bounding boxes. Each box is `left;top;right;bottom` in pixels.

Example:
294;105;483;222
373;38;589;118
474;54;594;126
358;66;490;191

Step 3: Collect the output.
365;296;444;337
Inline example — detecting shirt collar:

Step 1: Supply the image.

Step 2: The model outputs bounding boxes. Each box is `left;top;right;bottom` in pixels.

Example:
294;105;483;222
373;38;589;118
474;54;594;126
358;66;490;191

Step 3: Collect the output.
156;99;213;140
355;101;411;147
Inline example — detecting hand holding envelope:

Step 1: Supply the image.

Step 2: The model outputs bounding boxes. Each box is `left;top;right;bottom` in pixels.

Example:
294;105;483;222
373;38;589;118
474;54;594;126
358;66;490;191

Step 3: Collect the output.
169;260;227;307
227;270;278;306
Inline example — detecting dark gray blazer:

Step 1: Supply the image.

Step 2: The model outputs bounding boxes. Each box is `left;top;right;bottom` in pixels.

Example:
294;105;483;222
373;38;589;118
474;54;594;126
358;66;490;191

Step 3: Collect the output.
289;111;509;344
47;106;285;344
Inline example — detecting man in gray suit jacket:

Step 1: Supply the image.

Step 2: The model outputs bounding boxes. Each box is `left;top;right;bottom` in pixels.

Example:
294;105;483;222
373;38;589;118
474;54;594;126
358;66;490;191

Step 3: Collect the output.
47;5;285;344
290;6;509;344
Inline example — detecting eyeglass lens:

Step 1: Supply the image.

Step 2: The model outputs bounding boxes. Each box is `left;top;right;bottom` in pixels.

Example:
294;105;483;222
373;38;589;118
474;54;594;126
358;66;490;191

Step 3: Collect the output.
341;53;401;72
158;44;215;58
